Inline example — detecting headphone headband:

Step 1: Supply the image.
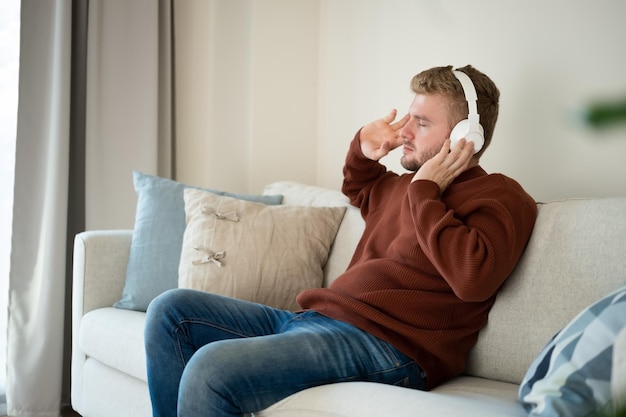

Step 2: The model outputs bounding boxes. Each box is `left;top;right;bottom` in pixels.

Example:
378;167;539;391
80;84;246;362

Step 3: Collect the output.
450;69;484;153
452;70;479;125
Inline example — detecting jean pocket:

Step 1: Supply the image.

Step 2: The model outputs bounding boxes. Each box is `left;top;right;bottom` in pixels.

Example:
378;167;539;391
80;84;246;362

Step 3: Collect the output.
374;339;428;390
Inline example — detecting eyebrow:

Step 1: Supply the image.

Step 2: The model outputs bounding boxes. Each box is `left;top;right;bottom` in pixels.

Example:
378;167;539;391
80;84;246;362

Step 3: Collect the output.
412;114;432;123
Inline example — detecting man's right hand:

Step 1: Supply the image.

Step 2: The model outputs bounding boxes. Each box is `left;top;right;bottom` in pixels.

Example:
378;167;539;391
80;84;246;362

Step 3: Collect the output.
360;109;409;161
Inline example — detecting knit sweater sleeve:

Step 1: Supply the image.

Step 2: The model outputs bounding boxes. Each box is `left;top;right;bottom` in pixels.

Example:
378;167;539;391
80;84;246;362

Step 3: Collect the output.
407;178;537;302
341;130;394;215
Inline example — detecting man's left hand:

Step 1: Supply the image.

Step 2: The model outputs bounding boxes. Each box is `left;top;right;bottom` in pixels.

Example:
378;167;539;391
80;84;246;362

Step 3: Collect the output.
411;138;476;193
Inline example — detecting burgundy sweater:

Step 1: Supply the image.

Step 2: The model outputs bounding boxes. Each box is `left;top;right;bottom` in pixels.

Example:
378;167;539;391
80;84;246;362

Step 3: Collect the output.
297;133;537;389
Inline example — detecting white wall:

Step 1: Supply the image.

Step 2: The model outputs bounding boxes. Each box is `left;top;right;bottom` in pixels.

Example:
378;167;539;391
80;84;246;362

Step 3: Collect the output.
176;0;626;202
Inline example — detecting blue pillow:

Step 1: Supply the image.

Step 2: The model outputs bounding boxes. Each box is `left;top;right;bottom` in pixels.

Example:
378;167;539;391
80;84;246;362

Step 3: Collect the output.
519;285;626;417
113;172;283;311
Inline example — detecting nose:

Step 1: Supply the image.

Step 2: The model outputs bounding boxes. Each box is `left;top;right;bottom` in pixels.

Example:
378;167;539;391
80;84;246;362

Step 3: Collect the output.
399;120;413;140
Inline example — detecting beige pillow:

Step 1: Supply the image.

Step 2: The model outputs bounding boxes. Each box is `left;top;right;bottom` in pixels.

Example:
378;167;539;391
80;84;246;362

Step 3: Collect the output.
178;188;346;311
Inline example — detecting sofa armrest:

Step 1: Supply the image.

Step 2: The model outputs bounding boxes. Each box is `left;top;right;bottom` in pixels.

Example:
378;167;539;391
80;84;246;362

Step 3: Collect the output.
613;326;626;412
72;230;133;412
72;230;132;316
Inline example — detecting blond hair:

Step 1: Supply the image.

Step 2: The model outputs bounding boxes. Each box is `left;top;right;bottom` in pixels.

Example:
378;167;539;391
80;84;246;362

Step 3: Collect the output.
410;65;500;155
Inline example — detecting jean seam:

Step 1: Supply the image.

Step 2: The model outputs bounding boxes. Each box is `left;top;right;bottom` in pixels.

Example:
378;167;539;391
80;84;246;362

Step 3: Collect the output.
172;318;259;366
276;310;317;333
177;318;259;338
379;339;403;367
172;325;187;367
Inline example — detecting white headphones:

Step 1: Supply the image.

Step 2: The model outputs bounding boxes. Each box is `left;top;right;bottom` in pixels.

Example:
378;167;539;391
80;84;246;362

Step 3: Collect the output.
450;70;484;154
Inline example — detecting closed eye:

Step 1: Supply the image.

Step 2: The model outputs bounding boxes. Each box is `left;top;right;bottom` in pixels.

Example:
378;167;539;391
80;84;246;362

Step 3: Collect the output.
412;114;431;127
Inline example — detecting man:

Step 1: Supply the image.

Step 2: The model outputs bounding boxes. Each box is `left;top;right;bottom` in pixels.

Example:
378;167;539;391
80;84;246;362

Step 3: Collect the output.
144;65;537;417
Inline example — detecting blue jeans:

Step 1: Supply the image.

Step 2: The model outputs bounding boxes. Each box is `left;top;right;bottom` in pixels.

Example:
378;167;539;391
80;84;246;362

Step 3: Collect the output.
144;288;427;417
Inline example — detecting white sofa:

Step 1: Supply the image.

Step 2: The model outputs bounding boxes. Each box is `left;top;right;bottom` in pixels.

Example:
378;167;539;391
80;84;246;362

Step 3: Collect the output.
72;181;626;417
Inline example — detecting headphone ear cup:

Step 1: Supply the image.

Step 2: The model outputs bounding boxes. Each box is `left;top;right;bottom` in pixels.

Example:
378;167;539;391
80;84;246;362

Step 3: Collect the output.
449;119;485;154
449;119;468;145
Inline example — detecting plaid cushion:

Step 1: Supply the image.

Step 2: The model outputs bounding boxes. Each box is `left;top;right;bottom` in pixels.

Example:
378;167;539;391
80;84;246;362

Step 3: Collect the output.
519;284;626;416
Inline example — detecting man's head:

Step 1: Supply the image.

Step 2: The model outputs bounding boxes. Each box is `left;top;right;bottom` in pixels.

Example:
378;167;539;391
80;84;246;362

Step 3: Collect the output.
399;65;500;171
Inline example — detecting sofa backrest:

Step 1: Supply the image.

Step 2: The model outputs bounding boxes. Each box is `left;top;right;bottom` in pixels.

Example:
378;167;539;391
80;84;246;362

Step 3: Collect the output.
465;196;626;384
264;182;626;385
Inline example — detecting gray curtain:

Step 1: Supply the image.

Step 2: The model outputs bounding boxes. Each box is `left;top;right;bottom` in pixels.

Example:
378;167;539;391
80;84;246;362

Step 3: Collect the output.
7;0;175;415
8;1;72;416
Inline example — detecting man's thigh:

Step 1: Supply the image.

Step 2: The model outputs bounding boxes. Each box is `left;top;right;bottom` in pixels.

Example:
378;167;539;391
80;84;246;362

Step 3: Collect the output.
147;288;296;346
178;311;424;415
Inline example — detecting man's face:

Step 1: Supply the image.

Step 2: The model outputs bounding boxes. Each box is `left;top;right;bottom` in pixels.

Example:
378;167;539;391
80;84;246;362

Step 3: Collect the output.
398;93;453;172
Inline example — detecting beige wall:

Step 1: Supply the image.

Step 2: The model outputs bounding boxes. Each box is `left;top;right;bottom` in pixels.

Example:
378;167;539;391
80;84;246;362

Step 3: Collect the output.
175;0;320;194
175;0;626;202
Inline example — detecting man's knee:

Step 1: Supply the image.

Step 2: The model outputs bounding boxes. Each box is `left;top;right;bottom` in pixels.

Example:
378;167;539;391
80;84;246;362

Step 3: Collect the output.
145;288;193;344
147;288;190;315
178;341;245;407
182;338;275;390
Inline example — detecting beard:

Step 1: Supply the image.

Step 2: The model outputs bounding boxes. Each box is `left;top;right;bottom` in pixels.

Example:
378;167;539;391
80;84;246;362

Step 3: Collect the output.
400;155;421;172
400;148;438;172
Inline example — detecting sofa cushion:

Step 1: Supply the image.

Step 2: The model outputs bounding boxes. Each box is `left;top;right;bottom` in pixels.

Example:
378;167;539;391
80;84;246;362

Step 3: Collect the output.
466;197;626;384
258;377;526;417
79;307;148;382
81;359;152;417
519;285;626;417
114;172;283;312
261;181;365;287
178;189;346;311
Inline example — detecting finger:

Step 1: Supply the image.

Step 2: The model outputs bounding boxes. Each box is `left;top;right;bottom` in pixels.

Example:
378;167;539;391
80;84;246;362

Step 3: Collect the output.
440;139;452;156
388;134;404;150
381;109;397;124
449;138;473;159
448;138;465;154
449;140;474;170
460;139;475;159
369;141;392;161
427;140;451;167
391;113;410;131
440;139;467;169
